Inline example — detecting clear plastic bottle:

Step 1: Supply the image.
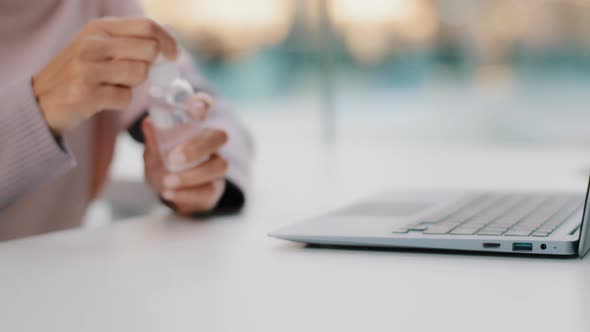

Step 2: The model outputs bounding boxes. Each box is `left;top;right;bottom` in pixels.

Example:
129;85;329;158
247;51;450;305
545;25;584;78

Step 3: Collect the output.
149;57;206;172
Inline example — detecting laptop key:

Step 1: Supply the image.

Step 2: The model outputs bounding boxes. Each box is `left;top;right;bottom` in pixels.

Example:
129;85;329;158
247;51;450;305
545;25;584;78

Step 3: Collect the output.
477;230;504;236
450;228;480;235
481;226;508;232
423;226;456;234
532;232;550;237
407;224;430;231
504;229;533;236
509;226;537;232
422;230;448;235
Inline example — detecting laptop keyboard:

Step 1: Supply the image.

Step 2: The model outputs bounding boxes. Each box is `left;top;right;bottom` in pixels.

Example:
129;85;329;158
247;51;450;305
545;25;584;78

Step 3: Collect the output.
392;194;584;237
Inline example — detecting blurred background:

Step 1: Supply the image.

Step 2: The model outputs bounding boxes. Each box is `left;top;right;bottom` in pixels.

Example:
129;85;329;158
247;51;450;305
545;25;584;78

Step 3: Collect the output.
138;0;590;146
92;0;590;224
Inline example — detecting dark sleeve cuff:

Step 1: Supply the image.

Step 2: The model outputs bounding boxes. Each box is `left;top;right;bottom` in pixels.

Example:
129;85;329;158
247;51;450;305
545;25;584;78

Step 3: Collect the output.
210;179;246;215
127;112;148;143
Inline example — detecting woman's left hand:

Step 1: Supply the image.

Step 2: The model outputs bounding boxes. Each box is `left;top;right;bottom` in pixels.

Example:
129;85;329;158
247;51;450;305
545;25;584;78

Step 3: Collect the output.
142;94;230;215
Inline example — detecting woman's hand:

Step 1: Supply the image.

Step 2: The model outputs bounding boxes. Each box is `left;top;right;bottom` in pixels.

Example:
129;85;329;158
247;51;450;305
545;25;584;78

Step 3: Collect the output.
142;95;230;215
32;17;178;133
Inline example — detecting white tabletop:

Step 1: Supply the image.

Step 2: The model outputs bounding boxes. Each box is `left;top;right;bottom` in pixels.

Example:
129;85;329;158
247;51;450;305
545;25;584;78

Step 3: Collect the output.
2;142;590;332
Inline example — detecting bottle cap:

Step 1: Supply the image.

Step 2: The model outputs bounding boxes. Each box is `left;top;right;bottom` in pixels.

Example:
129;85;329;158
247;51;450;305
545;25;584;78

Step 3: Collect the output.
149;55;180;87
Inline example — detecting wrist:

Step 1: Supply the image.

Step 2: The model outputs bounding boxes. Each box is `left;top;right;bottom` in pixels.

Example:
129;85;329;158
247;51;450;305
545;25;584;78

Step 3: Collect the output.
31;75;61;135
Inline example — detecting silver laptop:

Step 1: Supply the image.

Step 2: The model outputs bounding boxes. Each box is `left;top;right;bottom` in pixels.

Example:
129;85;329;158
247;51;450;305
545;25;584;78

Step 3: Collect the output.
269;177;590;257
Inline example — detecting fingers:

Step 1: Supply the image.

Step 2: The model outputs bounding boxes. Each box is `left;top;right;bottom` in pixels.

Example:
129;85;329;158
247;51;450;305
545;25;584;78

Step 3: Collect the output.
142;114;228;214
162;155;228;189
167;128;228;170
187;92;213;121
91;59;149;87
162;179;226;214
95;85;132;111
32;17;178;134
80;36;159;62
90;17;178;60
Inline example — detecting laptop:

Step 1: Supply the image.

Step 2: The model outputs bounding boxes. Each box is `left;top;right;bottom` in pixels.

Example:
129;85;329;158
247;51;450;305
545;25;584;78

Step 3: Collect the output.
269;176;590;257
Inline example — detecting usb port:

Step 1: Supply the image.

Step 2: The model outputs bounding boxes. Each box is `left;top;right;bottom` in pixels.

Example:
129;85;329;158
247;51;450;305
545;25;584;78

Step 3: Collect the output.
512;243;533;251
483;243;501;248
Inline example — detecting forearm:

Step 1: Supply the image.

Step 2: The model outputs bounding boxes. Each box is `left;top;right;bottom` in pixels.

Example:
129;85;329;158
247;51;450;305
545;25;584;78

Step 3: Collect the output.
0;78;76;209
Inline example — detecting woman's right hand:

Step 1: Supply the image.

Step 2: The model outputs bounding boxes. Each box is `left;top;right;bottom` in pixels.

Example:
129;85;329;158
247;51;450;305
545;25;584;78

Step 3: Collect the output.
32;17;178;134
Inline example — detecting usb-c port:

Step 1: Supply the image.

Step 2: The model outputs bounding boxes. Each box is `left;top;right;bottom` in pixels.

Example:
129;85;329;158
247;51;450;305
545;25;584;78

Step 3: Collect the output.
512;243;533;251
483;243;500;248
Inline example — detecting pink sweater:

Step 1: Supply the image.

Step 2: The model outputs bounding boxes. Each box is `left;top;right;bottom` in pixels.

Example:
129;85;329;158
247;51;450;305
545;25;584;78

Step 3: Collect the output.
0;0;252;240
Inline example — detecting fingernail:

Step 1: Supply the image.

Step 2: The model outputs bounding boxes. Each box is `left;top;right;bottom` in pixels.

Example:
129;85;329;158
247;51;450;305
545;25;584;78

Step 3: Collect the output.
163;175;181;188
162;190;175;201
168;150;186;167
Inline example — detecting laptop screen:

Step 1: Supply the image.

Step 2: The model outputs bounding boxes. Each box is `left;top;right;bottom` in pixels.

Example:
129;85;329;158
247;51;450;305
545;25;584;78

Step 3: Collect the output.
577;175;590;257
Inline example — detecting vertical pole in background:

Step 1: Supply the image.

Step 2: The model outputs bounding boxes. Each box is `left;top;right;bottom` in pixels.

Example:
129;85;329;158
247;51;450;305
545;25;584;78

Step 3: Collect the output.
317;0;336;144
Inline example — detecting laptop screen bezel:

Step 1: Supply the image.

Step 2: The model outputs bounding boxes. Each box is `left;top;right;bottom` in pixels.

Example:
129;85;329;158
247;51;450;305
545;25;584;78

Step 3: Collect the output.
577;175;590;257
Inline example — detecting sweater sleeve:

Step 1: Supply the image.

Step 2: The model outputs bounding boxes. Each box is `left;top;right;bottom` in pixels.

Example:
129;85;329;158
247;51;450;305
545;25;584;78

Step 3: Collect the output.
0;78;76;209
101;0;144;17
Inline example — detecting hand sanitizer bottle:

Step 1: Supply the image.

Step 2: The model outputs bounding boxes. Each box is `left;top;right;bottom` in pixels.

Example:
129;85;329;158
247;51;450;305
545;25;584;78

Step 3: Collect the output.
148;56;206;172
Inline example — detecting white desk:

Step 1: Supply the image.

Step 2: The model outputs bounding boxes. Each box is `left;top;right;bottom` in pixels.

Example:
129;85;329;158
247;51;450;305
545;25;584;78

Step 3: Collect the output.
2;142;590;332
